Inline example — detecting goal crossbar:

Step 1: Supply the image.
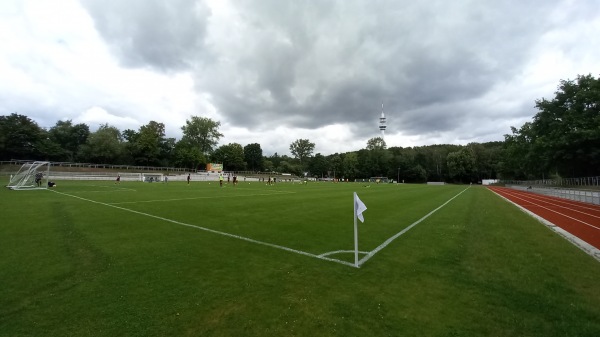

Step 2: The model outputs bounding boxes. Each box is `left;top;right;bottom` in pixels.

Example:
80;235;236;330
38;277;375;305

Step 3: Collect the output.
6;161;50;190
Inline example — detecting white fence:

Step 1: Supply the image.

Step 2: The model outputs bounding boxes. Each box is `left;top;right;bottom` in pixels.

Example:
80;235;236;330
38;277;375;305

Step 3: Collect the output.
507;185;600;205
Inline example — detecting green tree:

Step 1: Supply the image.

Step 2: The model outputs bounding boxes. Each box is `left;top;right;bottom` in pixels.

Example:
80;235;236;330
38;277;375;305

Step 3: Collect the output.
470;142;503;181
356;149;374;178
328;153;343;179
342;152;359;180
366;137;387;150
172;139;205;170
263;159;274;173
308;153;328;178
504;74;600;179
405;164;428;183
531;74;600;177
181;116;223;156
0;113;45;160
502;124;536;179
47;120;90;161
364;137;391;177
161;137;176;167
276;160;301;175
212;143;245;171
447;148;476;183
131;121;168;166
244;143;263;171
289;139;315;166
79;124;125;164
122;128;139;164
389;147;414;183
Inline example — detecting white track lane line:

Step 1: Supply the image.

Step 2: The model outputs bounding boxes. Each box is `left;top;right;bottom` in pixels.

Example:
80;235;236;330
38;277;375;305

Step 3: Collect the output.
497;189;600;231
489;188;600;262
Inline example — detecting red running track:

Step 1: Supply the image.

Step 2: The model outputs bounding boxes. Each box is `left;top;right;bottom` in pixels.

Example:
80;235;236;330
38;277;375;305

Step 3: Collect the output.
488;186;600;251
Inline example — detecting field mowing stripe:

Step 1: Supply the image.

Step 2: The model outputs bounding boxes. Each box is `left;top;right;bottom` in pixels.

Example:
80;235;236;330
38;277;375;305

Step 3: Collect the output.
67;189;137;194
109;191;296;205
358;186;470;266
49;189;357;268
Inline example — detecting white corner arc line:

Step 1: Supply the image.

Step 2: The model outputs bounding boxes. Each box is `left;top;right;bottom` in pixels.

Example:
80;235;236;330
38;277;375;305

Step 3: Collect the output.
358;186;470;266
318;250;370;258
50;190;358;268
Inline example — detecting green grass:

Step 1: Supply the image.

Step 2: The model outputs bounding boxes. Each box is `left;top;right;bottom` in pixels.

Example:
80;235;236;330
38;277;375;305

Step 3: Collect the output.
1;180;599;336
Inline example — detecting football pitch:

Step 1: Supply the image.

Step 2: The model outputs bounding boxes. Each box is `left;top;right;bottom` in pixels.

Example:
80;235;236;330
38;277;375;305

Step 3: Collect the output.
1;181;599;336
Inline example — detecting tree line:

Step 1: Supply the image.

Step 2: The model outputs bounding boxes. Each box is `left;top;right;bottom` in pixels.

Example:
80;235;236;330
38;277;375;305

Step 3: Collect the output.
1;75;598;182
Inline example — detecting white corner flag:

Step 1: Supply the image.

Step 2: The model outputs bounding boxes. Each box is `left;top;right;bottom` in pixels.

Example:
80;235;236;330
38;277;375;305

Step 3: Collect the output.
354;192;367;223
353;192;367;267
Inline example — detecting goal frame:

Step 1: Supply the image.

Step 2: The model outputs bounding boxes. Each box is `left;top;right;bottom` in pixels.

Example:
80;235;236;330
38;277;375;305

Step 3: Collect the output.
6;161;51;190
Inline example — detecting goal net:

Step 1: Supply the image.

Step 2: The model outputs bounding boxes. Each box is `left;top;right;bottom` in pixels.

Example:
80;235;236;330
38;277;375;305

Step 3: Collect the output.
143;173;164;182
6;161;51;190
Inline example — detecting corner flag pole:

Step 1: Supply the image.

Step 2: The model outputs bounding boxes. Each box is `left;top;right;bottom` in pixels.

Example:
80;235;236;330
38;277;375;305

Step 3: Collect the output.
353;192;367;268
353;192;359;268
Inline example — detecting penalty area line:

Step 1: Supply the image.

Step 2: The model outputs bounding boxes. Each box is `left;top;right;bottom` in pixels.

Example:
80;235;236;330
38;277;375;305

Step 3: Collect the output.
49;189;357;268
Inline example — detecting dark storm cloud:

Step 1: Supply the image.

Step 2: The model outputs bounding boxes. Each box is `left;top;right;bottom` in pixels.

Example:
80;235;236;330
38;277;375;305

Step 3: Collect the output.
80;0;211;71
80;0;560;139
203;0;558;138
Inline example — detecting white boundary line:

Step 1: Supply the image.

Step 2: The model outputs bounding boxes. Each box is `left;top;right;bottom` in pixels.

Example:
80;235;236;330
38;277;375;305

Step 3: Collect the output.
489;188;600;262
357;186;470;266
49;186;471;268
318;250;370;258
49;189;357;268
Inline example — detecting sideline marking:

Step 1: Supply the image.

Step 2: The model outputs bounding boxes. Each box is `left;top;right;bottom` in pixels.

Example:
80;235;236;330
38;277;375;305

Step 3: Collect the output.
49;186;470;268
58;185;137;193
358;186;470;266
49;189;356;268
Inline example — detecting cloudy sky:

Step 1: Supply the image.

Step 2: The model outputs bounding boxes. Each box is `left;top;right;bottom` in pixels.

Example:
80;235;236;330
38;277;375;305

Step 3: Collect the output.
1;0;599;156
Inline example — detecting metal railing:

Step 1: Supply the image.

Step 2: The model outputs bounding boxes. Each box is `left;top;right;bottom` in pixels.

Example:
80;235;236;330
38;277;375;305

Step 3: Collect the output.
506;185;600;205
1;160;192;173
501;176;600;189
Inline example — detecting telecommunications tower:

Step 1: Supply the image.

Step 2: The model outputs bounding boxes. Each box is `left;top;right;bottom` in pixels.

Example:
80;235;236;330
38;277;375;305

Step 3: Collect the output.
379;103;387;138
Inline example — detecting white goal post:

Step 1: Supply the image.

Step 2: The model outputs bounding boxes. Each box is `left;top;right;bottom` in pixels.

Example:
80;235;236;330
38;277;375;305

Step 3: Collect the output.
142;173;164;182
6;161;51;190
